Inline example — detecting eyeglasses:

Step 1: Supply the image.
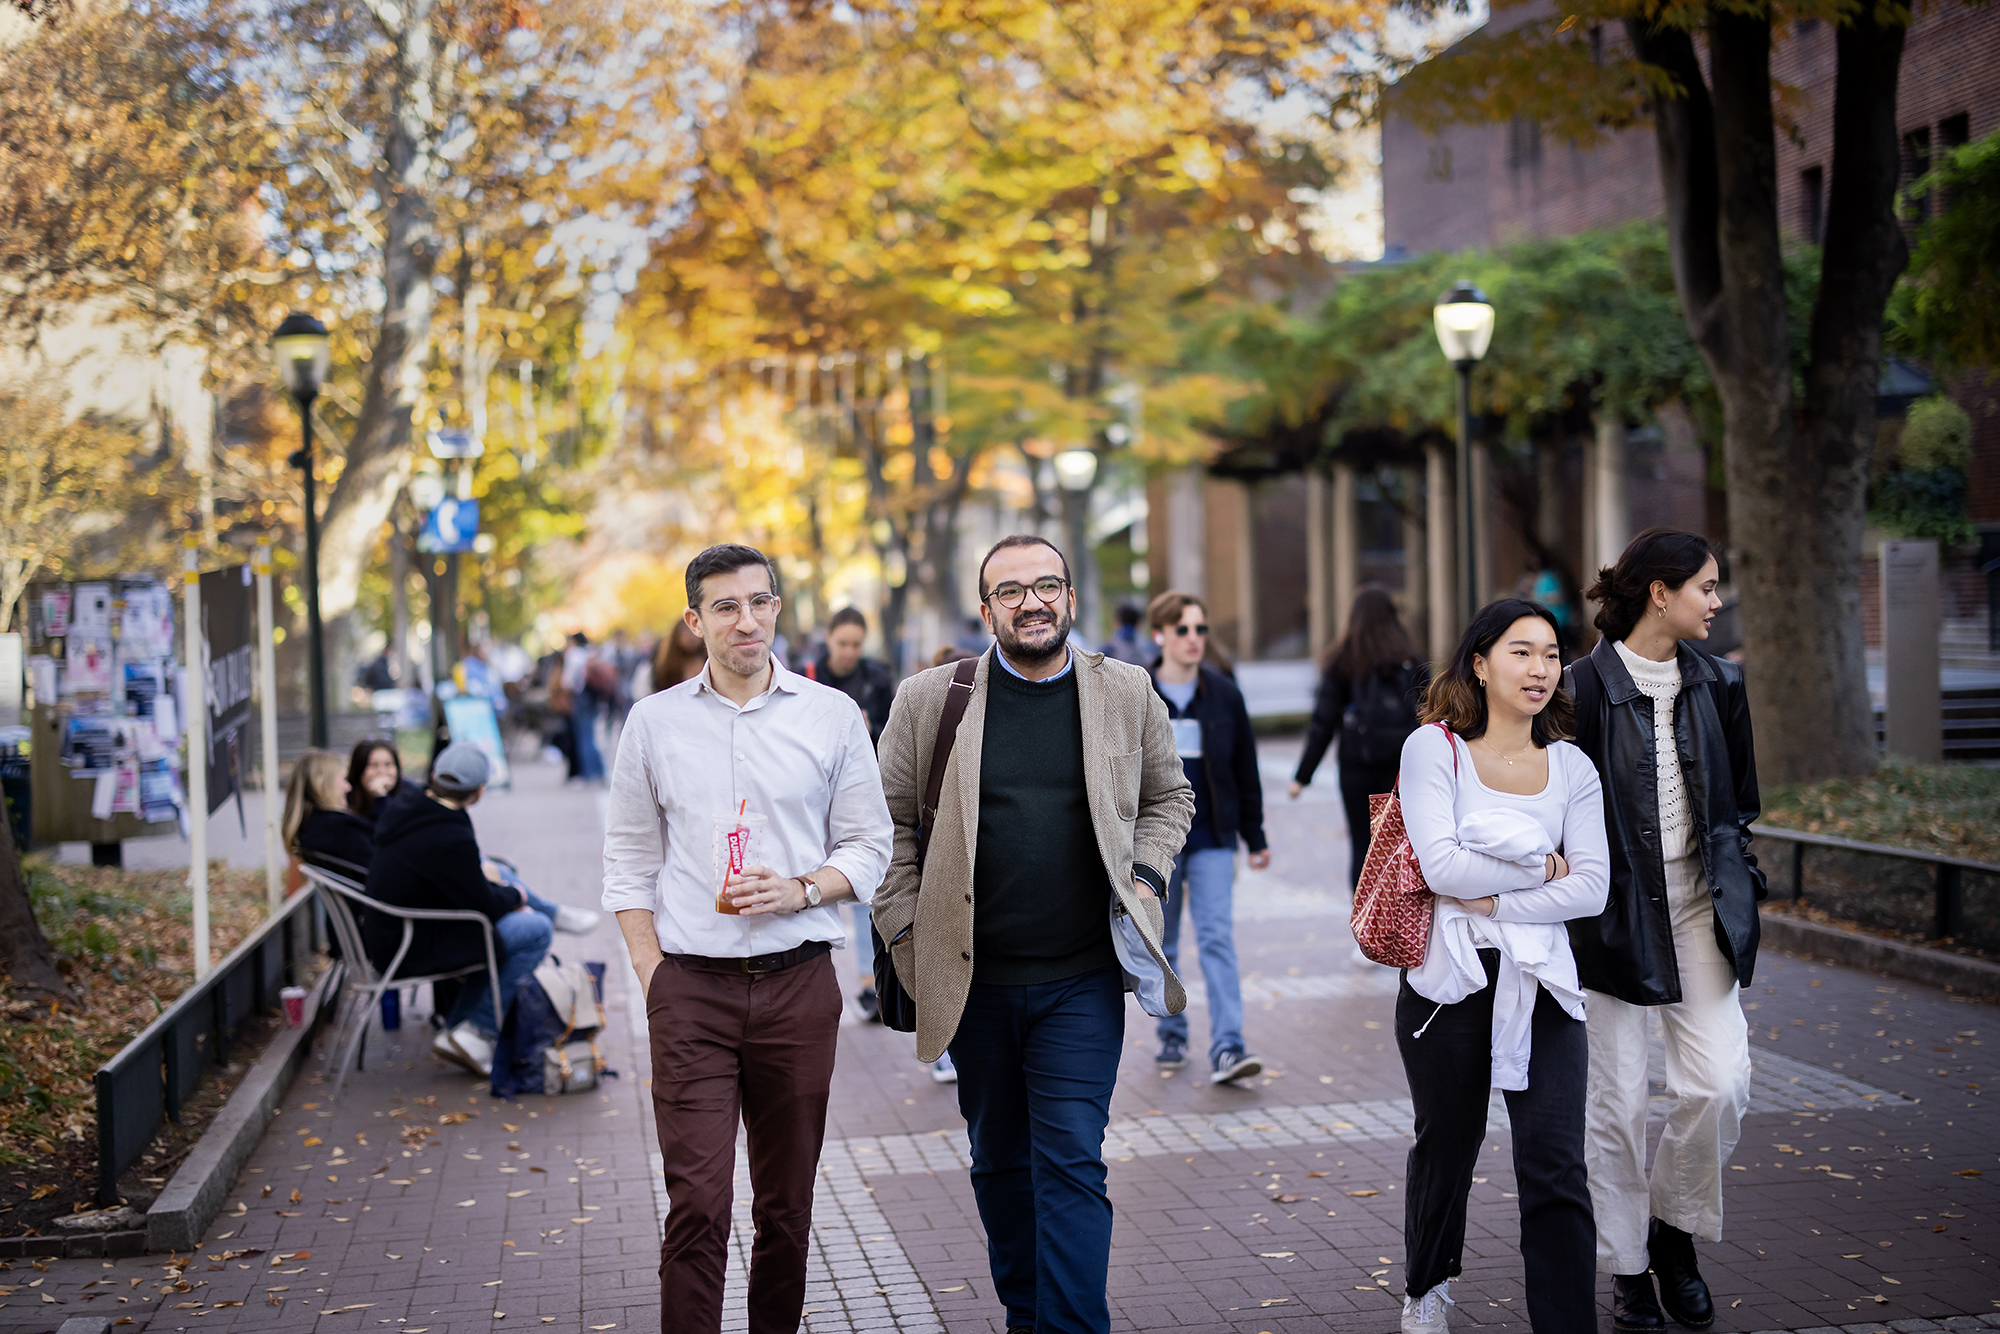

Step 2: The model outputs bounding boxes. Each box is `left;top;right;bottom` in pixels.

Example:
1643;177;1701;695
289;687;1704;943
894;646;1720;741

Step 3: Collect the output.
1171;624;1209;637
987;577;1069;610
704;593;781;620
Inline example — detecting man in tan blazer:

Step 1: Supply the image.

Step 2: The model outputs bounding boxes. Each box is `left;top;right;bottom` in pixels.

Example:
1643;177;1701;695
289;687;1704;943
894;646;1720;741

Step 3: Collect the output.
873;534;1194;1334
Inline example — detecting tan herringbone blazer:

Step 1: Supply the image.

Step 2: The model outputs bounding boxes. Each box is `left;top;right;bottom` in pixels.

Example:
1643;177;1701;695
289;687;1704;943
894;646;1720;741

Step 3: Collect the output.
872;647;1196;1063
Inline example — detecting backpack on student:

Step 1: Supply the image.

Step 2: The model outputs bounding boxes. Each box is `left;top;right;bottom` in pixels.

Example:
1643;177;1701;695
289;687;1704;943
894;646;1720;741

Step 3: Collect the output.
1341;668;1420;770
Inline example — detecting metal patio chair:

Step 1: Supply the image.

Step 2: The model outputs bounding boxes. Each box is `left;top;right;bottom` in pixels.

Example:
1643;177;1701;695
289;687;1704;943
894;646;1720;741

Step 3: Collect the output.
300;863;504;1104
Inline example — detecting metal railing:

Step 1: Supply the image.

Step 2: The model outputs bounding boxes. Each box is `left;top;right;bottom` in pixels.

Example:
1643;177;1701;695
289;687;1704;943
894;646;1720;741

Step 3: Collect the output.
92;887;329;1204
1749;823;2000;943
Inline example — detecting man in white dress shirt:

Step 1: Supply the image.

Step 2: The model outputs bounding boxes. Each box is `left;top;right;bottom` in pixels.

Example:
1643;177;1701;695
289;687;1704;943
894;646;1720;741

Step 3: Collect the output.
602;543;894;1334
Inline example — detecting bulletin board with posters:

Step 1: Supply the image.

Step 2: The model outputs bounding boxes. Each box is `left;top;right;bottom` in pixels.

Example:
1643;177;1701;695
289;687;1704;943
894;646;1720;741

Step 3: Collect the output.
25;576;185;848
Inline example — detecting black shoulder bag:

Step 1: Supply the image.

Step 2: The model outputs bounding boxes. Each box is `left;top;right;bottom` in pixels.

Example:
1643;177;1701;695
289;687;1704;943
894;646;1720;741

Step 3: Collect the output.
872;655;979;1033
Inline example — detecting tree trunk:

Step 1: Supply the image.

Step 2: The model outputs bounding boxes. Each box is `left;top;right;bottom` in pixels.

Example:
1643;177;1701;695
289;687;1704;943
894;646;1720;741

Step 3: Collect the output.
0;807;74;1004
314;8;445;692
1632;9;1901;783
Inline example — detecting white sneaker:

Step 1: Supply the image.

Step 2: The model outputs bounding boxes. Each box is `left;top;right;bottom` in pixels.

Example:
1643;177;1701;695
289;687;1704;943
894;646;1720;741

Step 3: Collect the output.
434;1022;495;1076
930;1054;957;1084
1401;1279;1452;1334
552;904;602;935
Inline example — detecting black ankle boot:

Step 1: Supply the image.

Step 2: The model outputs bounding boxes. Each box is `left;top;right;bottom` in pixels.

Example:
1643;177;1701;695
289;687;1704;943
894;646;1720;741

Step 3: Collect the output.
1647;1217;1715;1328
1612;1273;1667;1332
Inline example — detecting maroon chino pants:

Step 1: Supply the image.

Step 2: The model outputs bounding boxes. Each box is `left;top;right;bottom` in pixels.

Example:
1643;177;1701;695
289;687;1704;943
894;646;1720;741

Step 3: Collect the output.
645;950;841;1334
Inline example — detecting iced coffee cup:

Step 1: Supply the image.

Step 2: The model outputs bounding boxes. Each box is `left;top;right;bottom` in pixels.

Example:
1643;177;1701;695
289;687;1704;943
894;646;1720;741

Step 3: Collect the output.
712;812;770;914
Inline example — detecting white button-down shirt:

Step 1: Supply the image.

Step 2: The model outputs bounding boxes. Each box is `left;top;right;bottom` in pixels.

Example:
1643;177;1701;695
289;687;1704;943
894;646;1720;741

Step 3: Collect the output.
601;657;894;957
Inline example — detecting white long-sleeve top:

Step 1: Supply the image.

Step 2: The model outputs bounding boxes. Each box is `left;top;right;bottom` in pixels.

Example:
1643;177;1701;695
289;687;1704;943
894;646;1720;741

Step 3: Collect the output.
1613;638;1696;862
600;658;894;957
1398;723;1610;1088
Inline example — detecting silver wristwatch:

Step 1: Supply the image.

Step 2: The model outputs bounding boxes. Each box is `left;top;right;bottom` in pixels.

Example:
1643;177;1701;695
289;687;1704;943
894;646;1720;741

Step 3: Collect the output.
800;877;822;909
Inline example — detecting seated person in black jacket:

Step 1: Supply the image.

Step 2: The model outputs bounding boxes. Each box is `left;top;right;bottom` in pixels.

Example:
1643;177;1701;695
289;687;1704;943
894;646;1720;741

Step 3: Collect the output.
362;743;552;1077
284;749;376;878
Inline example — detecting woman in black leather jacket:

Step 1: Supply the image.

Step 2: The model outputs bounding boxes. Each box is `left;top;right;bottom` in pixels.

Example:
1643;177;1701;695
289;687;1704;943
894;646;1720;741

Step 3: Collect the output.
1566;529;1765;1334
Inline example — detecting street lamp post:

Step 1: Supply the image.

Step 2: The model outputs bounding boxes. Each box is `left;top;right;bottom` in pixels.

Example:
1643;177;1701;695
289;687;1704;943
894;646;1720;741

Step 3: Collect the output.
1434;281;1495;633
1053;447;1099;638
272;312;332;748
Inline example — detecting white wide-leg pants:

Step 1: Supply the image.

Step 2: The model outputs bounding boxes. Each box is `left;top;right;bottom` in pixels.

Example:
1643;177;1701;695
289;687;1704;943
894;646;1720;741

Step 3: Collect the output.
1583;853;1752;1275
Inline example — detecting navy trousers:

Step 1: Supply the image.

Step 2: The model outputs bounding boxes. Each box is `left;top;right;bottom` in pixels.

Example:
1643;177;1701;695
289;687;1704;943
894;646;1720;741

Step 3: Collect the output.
949;967;1125;1334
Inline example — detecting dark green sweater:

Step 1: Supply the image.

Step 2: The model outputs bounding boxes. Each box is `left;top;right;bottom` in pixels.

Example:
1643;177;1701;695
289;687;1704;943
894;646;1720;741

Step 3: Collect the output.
971;664;1118;985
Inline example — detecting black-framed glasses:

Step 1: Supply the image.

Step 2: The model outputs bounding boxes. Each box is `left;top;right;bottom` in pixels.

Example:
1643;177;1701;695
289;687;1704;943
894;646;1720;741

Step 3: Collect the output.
987;577;1069;610
1172;624;1209;637
704;592;781;620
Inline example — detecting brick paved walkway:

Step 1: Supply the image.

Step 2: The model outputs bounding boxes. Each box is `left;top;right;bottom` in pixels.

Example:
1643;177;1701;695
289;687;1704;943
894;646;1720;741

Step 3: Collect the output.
5;741;1998;1334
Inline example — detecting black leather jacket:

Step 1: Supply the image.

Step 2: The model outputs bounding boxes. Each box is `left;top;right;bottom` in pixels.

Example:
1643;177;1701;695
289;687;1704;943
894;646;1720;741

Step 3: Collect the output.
1563;637;1767;1005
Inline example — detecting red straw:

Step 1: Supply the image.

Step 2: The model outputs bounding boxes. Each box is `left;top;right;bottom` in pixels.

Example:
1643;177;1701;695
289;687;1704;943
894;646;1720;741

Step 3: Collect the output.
738;797;747;817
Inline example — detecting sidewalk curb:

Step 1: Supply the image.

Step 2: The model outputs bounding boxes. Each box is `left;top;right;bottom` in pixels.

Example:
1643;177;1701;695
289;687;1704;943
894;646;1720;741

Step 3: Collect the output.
144;964;339;1254
1759;908;2000;1000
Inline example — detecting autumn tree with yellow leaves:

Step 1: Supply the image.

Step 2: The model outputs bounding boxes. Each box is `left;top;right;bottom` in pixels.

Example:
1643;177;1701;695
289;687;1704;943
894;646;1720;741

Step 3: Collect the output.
623;0;1406;660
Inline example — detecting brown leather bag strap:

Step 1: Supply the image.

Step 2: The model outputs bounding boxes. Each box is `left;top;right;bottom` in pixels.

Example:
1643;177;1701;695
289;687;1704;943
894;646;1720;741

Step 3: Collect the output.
916;655;980;870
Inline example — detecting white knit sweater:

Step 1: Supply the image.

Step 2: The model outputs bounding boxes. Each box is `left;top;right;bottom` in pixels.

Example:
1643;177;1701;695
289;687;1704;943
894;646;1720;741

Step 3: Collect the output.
1614;639;1695;861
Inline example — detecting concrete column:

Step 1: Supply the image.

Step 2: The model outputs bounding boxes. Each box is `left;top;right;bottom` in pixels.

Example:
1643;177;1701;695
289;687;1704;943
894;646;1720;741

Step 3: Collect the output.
1426;442;1456;662
1235;482;1258;660
1882;539;1942;763
1165;467;1206;597
1331;459;1360;641
1305;470;1330;658
1403;466;1429;648
1590;413;1631;575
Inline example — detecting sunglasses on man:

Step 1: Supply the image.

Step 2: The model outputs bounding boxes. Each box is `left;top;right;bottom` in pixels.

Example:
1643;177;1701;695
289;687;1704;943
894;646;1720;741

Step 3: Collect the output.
1167;623;1209;637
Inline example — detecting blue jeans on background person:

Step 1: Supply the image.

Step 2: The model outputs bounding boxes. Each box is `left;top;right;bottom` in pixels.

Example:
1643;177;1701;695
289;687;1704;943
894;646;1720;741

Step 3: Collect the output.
447;909;554;1037
1154;846;1245;1064
948;967;1124;1334
572;691;605;781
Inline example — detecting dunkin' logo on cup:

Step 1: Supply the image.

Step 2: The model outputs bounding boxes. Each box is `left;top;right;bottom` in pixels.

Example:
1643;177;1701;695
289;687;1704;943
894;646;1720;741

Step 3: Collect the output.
725;824;750;877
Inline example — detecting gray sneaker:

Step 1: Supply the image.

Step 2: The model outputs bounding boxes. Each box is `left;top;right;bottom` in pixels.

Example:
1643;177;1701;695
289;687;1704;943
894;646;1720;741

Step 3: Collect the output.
1210;1048;1262;1085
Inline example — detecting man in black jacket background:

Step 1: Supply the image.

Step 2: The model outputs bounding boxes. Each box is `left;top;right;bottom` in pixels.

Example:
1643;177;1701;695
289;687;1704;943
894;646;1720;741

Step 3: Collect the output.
363;743;553;1076
1145;590;1269;1085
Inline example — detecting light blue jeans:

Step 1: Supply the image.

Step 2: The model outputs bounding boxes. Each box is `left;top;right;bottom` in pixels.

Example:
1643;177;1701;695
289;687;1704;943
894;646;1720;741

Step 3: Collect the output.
1154;847;1245;1064
448;908;554;1037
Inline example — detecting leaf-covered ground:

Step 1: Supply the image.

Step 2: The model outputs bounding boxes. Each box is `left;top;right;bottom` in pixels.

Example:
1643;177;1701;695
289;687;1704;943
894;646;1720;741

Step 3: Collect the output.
1761;758;2000;865
1;859;270;1231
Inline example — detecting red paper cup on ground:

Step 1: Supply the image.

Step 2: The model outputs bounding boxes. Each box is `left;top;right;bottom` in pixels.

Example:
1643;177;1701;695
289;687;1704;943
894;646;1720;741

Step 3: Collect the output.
712;812;770;914
280;986;307;1027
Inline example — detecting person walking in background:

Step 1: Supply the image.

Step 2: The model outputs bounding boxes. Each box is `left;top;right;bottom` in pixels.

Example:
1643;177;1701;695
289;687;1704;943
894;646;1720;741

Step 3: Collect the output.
602;543;893;1334
1568;529;1764;1332
563;631;606;783
806;606;898;1025
873;535;1193;1334
1099;601;1150;666
808;607;896;742
1291;586;1426;887
648;621;709;694
1394;599;1608;1333
1145;589;1269;1085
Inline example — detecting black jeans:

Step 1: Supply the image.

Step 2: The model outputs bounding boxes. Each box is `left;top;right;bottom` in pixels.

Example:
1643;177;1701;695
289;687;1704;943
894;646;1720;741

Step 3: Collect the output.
1396;952;1595;1331
1340;765;1398;888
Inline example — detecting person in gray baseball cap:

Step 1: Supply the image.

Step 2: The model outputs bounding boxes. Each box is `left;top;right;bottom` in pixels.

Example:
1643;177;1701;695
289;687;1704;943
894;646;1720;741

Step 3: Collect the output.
362;742;555;1074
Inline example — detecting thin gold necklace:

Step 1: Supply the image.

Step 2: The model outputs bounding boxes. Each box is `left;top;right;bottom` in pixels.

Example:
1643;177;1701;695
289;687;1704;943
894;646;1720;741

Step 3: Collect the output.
1480;737;1535;766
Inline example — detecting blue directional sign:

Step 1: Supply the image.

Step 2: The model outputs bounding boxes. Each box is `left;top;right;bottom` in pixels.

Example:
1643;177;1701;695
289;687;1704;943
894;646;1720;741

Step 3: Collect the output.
418;497;479;553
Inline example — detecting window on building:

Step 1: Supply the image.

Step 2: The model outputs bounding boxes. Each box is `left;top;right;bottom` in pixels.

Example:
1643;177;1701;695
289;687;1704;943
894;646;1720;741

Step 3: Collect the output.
1941;112;1970;150
1508;117;1543;175
1801;165;1825;244
1427;143;1453;182
1903;126;1932;223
